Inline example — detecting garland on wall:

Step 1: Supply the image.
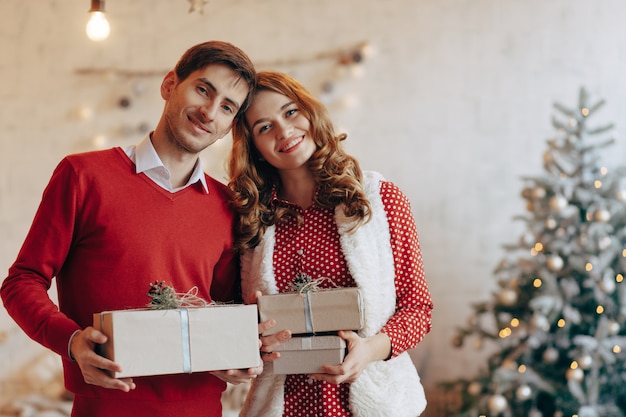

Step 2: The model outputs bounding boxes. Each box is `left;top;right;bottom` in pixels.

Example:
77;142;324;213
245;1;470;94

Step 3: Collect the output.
73;41;374;147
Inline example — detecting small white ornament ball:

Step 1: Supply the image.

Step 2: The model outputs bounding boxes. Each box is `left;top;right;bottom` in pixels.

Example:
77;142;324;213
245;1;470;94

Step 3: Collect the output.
549;195;568;212
566;367;584;382
543;347;559;363
547;255;564;272
543;151;554;163
532;314;550;331
532;187;547;199
578;354;593;370
488;394;508;414
467;381;482;396
545;217;557;230
593;209;611;223
598;236;612;250
599;277;616;294
498;288;518;306
607;320;620;335
516;384;532;401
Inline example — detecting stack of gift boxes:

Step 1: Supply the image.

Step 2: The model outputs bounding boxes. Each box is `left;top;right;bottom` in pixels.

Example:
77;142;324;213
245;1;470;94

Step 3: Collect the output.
258;287;363;374
93;287;363;377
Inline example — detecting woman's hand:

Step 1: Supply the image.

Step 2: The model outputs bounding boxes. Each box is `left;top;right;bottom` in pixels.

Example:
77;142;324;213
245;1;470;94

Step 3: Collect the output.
307;330;391;385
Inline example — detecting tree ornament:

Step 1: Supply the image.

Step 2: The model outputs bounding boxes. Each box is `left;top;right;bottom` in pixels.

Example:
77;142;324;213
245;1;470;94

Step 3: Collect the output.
593;208;611;223
543;346;559;363
599;276;616;294
607;320;620;335
532;314;550;331
498;288;518;306
566;367;584;382
547;254;564;271
516;384;532;400
543;151;554;163
488;394;508;414
545;217;557;230
467;381;482;396
597;236;611;250
532;186;547;199
549;195;568;212
578;354;593;370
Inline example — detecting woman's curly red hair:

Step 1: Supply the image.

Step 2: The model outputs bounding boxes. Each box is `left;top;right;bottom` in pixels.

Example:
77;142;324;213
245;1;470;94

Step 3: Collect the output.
228;71;371;250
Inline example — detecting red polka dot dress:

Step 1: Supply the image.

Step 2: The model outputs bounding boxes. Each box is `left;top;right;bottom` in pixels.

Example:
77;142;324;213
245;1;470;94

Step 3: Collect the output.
271;180;433;417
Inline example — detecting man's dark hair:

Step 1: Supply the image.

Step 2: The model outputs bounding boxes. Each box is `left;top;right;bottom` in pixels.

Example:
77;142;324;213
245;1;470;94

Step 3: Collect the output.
174;40;256;114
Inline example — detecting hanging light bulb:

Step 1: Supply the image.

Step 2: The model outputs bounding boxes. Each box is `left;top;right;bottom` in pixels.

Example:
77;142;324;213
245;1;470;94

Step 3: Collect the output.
86;0;110;42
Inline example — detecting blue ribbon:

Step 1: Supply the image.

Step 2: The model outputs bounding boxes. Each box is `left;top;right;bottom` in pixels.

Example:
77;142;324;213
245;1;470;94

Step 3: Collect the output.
303;292;314;333
179;308;192;373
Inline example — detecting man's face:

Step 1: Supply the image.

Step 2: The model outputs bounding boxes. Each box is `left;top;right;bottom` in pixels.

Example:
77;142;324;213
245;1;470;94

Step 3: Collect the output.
160;63;249;154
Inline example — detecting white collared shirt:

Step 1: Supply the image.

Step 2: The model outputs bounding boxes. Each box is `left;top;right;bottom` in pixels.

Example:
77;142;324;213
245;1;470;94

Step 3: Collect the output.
123;134;209;194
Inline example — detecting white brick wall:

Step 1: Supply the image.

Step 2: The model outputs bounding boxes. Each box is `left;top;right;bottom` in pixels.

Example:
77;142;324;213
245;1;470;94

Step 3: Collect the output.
2;0;626;396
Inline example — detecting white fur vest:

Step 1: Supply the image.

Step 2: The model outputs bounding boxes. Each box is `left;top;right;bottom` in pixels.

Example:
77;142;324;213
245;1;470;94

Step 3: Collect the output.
239;171;426;417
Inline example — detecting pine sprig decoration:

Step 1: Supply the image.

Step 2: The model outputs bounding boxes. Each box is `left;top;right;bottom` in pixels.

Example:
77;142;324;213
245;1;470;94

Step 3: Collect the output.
147;281;180;309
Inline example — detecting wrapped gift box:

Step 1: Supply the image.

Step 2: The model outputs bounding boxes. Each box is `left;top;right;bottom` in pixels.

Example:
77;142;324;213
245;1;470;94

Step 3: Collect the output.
273;335;346;375
93;304;260;378
258;287;363;336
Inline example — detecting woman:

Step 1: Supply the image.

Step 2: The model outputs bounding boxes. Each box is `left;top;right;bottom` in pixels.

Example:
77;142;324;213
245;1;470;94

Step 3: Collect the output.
228;71;433;417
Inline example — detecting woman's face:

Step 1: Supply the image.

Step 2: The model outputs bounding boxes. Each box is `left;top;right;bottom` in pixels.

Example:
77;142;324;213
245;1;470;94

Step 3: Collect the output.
245;90;316;173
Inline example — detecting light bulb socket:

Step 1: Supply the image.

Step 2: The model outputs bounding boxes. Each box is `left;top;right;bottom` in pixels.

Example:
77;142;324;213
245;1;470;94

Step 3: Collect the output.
89;0;105;13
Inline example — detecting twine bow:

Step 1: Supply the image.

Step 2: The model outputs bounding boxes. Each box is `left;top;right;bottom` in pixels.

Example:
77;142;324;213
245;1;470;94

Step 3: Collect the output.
147;281;209;310
290;273;339;295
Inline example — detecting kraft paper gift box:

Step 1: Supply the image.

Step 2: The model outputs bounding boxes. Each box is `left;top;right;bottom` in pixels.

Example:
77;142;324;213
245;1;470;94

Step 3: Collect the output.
93;304;260;378
273;335;347;375
258;287;364;336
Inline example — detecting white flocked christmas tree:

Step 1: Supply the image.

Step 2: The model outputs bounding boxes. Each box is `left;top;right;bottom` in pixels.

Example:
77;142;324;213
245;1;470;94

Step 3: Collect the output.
444;88;626;417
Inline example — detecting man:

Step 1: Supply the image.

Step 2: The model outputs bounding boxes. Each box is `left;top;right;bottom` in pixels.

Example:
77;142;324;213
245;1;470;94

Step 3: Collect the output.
1;40;259;417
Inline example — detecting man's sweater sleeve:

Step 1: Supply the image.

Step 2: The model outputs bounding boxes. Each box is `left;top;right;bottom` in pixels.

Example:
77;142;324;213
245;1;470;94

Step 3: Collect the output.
1;158;81;358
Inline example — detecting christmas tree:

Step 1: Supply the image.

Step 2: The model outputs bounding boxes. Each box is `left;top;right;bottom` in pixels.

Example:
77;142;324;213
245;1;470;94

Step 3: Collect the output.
443;88;626;417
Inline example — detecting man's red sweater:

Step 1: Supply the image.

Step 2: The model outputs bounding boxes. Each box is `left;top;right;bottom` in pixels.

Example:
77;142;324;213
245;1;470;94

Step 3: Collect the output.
1;148;240;416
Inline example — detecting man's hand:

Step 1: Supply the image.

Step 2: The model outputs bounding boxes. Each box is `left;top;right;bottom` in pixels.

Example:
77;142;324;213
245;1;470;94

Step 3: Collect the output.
210;363;263;385
70;327;136;392
258;319;291;362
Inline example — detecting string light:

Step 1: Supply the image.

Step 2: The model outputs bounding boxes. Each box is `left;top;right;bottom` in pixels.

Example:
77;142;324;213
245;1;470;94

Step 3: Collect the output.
86;0;110;42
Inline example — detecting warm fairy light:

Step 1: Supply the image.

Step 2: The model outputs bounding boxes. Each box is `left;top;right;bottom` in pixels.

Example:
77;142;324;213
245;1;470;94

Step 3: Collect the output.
597;305;605;314
533;278;542;288
594;180;602;189
510;318;520;327
499;328;512;338
617;274;624;283
581;108;590;116
530;248;539;256
614;345;622;353
557;319;566;327
534;242;544;252
518;364;526;373
585;263;593;271
622;249;626;257
570;361;579;369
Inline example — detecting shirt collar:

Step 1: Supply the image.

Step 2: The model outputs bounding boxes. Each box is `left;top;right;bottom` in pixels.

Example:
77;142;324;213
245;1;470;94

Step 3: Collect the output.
134;134;209;194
